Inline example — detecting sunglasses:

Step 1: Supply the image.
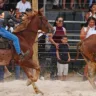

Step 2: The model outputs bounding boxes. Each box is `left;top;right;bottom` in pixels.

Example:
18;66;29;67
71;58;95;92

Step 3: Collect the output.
58;20;63;23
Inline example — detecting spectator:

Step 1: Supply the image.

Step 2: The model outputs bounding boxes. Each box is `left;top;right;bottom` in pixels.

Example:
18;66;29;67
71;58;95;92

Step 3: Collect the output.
62;0;74;10
52;0;60;9
15;62;21;80
14;10;36;33
89;0;96;7
80;17;96;80
4;66;12;78
0;66;4;82
0;10;28;59
16;0;31;13
49;16;66;79
78;0;87;9
5;8;17;32
0;10;21;27
52;0;74;9
56;36;70;81
85;3;96;21
0;0;6;10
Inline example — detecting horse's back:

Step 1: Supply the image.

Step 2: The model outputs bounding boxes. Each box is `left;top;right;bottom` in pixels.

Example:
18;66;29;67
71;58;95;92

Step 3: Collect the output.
0;36;12;65
83;35;96;53
81;34;96;62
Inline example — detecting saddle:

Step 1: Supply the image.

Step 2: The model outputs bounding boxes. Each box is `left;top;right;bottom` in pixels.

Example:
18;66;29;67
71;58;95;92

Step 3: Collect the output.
0;36;12;49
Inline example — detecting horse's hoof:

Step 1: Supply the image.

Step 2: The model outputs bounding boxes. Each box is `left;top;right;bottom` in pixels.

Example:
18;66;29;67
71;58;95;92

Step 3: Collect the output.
26;79;32;86
4;72;12;79
34;93;44;96
36;91;44;96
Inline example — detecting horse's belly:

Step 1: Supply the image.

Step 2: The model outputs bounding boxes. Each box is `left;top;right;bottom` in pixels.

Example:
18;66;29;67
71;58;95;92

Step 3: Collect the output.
0;49;12;65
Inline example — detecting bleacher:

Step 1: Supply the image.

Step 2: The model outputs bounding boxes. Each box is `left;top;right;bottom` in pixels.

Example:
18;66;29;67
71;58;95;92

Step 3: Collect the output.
38;0;89;72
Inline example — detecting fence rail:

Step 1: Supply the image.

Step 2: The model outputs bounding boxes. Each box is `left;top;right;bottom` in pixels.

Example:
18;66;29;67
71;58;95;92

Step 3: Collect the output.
48;20;86;24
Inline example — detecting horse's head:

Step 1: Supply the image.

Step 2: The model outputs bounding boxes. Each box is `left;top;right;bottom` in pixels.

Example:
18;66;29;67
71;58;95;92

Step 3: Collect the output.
26;10;54;34
37;11;54;33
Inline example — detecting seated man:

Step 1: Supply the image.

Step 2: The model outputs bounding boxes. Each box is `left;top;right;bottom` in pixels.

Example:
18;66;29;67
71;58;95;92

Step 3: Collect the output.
16;0;31;13
0;10;27;60
14;9;36;33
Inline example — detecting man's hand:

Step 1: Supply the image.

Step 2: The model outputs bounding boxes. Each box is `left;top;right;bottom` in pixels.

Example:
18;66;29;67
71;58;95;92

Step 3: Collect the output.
57;57;61;60
67;58;71;62
86;26;90;33
55;43;59;49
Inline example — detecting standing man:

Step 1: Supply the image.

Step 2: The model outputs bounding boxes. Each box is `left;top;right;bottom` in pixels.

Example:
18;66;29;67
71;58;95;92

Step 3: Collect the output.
16;0;31;13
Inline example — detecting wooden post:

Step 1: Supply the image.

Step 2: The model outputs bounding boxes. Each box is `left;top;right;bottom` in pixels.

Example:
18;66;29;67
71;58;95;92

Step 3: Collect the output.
32;0;39;65
32;0;38;11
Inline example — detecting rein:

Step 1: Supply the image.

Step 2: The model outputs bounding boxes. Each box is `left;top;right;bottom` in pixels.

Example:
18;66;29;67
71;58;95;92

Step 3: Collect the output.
38;16;52;33
33;16;52;43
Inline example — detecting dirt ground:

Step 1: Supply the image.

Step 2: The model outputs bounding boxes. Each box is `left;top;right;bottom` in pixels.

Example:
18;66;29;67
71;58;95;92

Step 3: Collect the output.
0;73;96;96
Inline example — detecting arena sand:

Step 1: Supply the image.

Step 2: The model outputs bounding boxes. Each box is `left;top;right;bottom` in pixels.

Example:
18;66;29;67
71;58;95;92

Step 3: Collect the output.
0;73;96;96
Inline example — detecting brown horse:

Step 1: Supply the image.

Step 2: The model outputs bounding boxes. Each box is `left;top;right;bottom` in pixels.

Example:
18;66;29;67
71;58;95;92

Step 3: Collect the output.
0;11;53;94
75;35;96;89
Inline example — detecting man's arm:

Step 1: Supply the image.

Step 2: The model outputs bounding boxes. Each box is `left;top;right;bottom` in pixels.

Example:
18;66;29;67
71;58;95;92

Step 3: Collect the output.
67;44;71;62
68;52;71;62
10;15;21;23
80;27;87;40
48;33;59;49
56;49;61;60
0;13;4;18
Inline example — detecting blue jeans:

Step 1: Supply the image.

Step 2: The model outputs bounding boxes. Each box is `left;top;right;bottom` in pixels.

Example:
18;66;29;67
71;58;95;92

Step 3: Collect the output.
0;27;21;54
0;66;4;81
15;65;20;79
50;44;57;78
89;0;96;6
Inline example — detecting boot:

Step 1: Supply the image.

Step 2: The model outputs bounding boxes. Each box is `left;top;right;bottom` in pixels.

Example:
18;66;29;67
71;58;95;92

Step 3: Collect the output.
19;50;30;60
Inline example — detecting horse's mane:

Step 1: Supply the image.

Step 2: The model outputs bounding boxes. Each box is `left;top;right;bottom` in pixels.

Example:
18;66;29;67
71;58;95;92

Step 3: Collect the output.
21;10;41;26
22;10;40;21
13;10;43;34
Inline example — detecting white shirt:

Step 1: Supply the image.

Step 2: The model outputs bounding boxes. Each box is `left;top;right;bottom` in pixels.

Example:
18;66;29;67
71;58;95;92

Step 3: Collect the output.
53;26;66;35
84;26;96;38
89;12;96;19
16;1;31;12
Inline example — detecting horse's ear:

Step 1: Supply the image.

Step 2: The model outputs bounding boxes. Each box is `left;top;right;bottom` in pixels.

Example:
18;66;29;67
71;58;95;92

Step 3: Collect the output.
33;10;38;14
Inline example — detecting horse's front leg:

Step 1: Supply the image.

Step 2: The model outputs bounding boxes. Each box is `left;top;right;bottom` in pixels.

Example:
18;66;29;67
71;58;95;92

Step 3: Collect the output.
20;59;40;82
21;66;43;95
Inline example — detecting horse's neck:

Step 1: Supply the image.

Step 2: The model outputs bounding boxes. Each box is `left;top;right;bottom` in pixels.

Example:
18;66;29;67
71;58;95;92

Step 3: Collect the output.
22;29;38;46
23;17;40;45
18;16;40;45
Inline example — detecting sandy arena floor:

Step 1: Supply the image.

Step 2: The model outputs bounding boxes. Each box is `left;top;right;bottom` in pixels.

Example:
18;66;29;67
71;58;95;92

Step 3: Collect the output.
0;74;96;96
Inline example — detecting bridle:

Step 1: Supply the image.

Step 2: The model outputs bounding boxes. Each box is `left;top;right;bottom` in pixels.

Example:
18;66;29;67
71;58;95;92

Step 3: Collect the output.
38;16;52;33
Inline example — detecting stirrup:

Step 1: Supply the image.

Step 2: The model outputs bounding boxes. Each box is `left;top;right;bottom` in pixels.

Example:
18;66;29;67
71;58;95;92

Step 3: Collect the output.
19;50;30;60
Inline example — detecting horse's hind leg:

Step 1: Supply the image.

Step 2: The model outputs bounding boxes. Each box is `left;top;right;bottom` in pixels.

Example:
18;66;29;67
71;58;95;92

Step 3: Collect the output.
21;66;43;95
87;62;96;89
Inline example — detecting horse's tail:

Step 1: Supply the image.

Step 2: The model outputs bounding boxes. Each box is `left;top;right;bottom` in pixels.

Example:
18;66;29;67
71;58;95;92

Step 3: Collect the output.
71;41;83;62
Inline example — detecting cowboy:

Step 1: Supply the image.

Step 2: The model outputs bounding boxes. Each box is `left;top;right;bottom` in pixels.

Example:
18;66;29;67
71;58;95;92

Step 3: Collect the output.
0;9;27;59
14;9;36;33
